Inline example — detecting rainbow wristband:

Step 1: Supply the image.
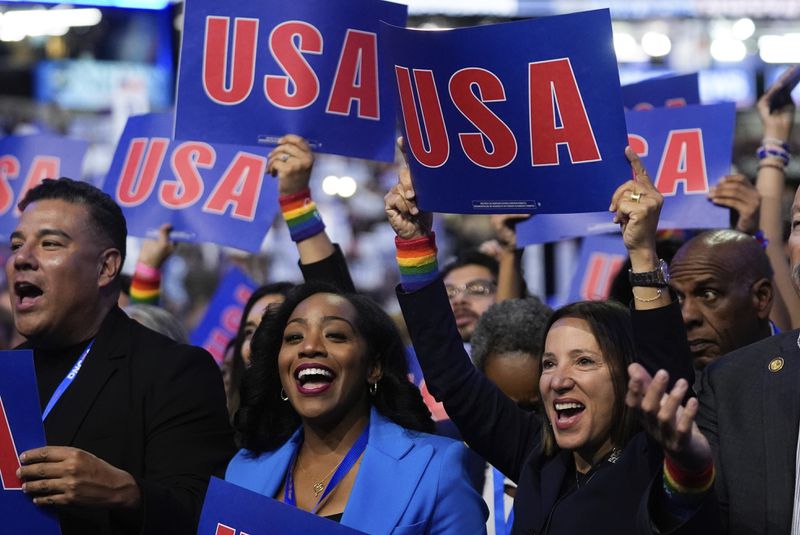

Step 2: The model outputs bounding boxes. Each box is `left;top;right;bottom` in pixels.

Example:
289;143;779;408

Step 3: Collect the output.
130;262;161;305
396;233;438;292
662;454;715;510
280;188;325;242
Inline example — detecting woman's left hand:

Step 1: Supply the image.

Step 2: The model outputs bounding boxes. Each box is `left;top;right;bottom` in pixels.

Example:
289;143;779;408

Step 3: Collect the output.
609;147;664;265
626;363;712;472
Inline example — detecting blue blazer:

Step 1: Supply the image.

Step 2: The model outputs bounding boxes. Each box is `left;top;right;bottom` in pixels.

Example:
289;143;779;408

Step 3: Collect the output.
226;408;487;534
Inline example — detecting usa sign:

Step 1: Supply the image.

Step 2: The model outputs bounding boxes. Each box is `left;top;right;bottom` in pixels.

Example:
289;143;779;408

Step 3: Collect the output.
0;350;60;534
103;113;279;252
175;0;407;162
517;102;736;245
0;135;87;242
381;9;630;214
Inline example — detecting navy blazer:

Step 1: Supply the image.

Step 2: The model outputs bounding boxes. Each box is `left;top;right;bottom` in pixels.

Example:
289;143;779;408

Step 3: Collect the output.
698;329;800;534
226;408;487;534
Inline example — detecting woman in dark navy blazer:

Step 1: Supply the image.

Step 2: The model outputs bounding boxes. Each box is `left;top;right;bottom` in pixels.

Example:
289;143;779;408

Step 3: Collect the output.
385;145;721;534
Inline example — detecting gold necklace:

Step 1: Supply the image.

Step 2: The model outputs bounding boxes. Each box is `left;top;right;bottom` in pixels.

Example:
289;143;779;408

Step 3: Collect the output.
298;456;343;497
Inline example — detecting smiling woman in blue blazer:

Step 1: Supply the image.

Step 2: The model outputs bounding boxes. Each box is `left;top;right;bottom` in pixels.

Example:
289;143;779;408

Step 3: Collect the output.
226;282;487;534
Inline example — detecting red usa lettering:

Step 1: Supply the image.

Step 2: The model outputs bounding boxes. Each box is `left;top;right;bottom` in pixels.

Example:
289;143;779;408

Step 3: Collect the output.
0;155;62;216
0;396;23;490
215;523;250;535
395;58;601;169
628;129;708;196
115;139;266;222
580;253;624;301
203;17;379;119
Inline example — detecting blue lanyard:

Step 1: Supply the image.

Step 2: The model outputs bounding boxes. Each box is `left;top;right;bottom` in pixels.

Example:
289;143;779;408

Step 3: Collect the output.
493;467;514;535
284;424;369;513
41;340;94;421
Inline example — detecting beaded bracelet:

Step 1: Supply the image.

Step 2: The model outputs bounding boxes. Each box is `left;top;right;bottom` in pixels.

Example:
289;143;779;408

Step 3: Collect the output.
753;230;769;250
758;161;786;173
757;145;790;165
762;137;790;152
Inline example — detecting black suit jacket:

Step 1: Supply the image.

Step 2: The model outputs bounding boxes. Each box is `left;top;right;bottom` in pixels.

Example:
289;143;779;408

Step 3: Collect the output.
698;329;800;534
398;278;717;534
28;307;235;535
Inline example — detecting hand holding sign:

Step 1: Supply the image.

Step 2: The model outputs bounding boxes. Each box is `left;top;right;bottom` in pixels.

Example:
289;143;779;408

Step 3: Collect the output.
19;446;140;509
384;138;432;241
759;67;797;142
709;174;760;235
267;135;315;195
138;223;177;270
609;147;663;268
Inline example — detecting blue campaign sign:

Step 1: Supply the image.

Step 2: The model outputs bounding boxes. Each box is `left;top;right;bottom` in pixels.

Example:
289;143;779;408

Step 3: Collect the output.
175;0;407;163
622;73;700;111
381;9;630;214
189;268;257;365
0;351;61;535
627;102;734;229
103;113;279;253
198;477;368;535
518;102;736;244
567;235;627;303
0;135;87;242
517;211;617;245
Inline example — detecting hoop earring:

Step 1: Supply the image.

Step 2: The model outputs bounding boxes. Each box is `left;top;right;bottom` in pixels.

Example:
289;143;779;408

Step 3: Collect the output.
369;382;378;396
280;388;289;402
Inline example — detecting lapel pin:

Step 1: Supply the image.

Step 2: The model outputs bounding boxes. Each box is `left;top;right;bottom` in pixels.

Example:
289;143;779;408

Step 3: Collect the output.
768;357;784;373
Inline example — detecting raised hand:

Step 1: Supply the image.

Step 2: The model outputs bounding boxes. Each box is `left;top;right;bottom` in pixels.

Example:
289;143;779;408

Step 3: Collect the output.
608;147;664;260
384;137;432;240
708;174;760;235
267;134;315;196
139;223;176;269
625;363;712;473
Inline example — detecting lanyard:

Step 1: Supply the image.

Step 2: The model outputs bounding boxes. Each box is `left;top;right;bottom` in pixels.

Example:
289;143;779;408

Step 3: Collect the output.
493;467;514;535
284;425;369;513
41;340;94;421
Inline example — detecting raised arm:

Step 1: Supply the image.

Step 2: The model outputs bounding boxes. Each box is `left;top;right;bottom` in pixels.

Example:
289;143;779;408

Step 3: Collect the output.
269;134;355;292
129;223;176;306
754;76;800;329
386;139;540;481
481;214;530;302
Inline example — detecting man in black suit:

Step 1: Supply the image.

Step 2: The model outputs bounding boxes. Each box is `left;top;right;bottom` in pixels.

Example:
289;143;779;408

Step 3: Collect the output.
695;181;800;534
8;178;234;534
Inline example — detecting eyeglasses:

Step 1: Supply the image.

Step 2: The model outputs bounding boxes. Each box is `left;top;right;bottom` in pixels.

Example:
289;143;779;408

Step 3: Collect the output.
445;279;496;299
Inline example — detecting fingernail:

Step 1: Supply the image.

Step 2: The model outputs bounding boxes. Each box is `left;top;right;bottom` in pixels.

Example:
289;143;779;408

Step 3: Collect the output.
655;370;668;380
19;453;25;462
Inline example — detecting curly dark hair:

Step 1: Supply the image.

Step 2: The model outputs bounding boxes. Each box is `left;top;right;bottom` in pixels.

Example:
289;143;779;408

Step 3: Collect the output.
540;300;639;456
19;177;127;268
235;282;433;452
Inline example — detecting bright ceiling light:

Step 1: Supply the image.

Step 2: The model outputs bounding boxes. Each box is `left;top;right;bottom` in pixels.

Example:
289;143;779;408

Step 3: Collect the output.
322;175;339;196
0;8;102;41
732;18;755;40
759;34;800;63
711;37;747;62
641;32;671;58
337;176;357;198
613;32;645;62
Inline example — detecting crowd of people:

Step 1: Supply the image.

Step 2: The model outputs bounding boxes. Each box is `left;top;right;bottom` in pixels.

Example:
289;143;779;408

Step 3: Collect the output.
3;69;799;535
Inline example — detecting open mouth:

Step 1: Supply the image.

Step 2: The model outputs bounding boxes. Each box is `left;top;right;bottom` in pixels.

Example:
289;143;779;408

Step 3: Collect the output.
14;282;43;309
294;364;336;395
553;401;585;430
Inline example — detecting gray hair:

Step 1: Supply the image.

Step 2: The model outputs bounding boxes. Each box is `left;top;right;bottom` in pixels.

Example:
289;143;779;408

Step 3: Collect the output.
471;297;553;371
123;304;189;344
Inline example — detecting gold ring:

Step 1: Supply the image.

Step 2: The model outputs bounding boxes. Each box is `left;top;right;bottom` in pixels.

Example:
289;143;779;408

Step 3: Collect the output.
630;191;642;203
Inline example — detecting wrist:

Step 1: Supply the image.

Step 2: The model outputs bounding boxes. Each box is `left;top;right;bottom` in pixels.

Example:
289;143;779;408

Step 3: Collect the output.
114;471;141;510
280;188;325;242
628;250;659;273
396;233;439;292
